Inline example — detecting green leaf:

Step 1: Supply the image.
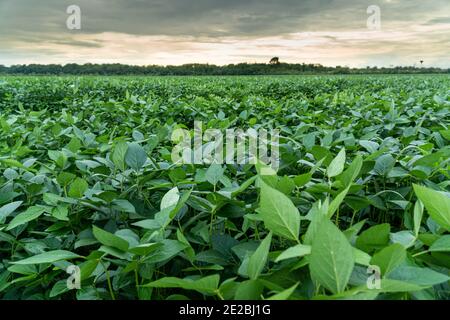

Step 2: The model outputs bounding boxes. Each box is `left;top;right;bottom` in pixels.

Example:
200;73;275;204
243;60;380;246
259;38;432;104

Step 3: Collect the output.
440;129;450;140
48;150;67;168
56;172;76;187
413;200;424;238
375;279;424;293
247;233;272;280
374;154;395;176
327;148;346;178
327;186;350;219
144;275;220;294
294;172;312;187
112;141;128;171
205;164;224;186
353;248;372;266
309;219;355;294
258;179;300;242
353;279;424;293
144;239;187;264
0;201;23;223
68;178;88;199
176;229;195;261
161;187;180;210
79;260;100;280
413;184;450;231
98;246;130;260
128;243;162;256
356;223;390;253
339;155;363;187
267;283;299;300
275;244;311;263
125;143;147;171
112;199;136;214
50;280;70;298
92;226;129;252
388;266;450;287
11;250;81;265
51;205;69;221
370;244;406;276
6;206;46;231
430;235;450;252
234;280;264;300
359;140;379;153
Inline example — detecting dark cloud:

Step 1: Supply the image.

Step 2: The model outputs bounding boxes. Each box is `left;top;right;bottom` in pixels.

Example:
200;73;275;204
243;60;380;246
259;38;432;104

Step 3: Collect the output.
49;39;103;48
1;0;448;38
0;0;421;38
425;17;450;25
0;0;449;66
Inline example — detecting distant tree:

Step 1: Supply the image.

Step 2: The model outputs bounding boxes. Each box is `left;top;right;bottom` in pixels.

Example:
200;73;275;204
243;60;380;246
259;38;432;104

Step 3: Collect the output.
269;57;280;65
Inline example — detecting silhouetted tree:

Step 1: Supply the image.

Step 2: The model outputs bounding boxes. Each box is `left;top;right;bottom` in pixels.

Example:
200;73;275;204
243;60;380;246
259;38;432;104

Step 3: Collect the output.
269;57;280;65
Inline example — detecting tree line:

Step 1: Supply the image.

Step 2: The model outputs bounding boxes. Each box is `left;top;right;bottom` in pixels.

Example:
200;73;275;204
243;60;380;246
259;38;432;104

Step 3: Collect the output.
0;63;447;75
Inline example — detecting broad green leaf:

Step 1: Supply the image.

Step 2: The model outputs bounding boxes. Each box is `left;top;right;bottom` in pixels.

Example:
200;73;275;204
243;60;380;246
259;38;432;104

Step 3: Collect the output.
92;226;129;252
375;279;424;293
125;143;147;171
128;243;162;256
388;266;450;287
0;201;23;223
6;206;46;231
247;233;272;280
234;280;264;300
327;186;350;219
258;179;300;242
374;154;395;176
161;187;180;210
51;205;69;221
48;150;67;168
144;275;220;294
327;148;346;178
275;244;311;263
144;239;187;264
98;245;131;260
413;184;450;231
359;140;379;153
42;193;77;205
309;219;355;294
255;160;277;176
440;129;450;140
68;178;88;199
390;231;415;248
430;235;450;252
112;199;136;214
50;280;70;298
413;200;424;237
339;155;363;187
79;260;100;280
353;279;424;293
56;172;76;187
267;283;299;300
356;223;390;253
294;172;312;187
112;141;128;171
370;244;406;276
353;248;372;266
205;164;224;186
176;229;195;261
11;250;81;265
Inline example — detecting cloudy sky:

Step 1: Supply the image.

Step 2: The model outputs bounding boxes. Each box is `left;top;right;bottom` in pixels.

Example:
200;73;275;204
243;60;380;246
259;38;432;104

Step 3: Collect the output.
0;0;449;67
